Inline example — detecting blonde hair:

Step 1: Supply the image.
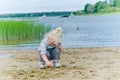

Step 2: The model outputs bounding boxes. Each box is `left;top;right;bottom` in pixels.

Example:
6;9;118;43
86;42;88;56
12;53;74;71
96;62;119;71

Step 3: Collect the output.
47;27;62;45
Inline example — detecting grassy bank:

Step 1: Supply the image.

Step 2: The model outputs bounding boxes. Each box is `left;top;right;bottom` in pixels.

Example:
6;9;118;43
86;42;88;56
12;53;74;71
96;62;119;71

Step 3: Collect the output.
0;20;50;45
74;6;120;16
86;11;120;16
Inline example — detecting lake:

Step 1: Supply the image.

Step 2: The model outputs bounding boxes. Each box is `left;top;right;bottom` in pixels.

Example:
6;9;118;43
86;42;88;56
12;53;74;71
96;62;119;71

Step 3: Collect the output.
0;14;120;50
39;14;120;48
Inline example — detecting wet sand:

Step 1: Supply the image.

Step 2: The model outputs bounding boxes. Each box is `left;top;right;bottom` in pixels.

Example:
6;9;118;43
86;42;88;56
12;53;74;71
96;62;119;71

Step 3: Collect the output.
0;47;120;80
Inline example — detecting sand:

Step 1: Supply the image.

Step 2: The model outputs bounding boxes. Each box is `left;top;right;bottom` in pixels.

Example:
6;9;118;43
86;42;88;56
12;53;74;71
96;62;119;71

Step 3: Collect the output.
0;47;120;80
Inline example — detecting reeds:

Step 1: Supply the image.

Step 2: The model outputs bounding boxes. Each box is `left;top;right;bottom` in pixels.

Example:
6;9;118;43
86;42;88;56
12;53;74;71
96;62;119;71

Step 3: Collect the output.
0;20;50;45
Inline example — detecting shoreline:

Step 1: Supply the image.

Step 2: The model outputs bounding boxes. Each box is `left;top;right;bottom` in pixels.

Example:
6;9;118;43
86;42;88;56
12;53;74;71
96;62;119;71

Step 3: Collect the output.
0;47;120;80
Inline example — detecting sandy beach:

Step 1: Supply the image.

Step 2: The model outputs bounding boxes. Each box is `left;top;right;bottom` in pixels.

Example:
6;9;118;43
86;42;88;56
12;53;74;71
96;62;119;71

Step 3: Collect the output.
0;47;120;80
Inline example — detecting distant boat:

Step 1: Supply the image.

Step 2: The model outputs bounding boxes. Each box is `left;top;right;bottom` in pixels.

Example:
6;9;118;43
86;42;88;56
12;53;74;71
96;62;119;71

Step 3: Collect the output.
61;12;74;18
38;14;47;19
61;15;69;18
42;14;46;18
69;12;74;17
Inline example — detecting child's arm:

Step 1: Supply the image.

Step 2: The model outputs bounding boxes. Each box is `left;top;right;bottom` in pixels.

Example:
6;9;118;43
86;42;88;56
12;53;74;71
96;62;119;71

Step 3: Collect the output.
39;39;53;67
57;42;62;51
41;54;53;67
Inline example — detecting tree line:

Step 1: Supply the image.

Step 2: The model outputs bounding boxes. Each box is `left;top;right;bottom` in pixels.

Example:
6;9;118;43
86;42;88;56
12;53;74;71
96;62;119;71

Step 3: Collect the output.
74;0;120;15
0;12;71;18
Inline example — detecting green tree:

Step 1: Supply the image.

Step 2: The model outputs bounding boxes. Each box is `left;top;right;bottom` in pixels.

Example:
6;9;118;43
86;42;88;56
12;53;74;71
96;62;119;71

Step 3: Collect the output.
84;3;94;14
94;1;109;13
113;0;120;7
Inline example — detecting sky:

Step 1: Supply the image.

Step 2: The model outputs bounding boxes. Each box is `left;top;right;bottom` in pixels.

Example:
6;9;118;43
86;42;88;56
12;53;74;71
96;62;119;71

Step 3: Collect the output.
0;0;105;14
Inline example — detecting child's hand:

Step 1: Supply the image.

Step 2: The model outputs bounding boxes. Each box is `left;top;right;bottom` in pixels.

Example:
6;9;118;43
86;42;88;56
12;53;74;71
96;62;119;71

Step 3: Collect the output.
45;61;53;67
41;54;53;67
57;45;62;51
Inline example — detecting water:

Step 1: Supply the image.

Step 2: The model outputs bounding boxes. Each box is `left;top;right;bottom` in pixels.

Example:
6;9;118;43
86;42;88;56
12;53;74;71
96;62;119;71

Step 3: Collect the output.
39;15;120;48
0;53;12;58
1;14;120;50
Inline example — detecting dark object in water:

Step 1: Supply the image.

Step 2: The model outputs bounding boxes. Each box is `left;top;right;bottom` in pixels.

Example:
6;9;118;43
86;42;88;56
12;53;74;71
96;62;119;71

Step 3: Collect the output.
61;15;69;18
77;27;79;30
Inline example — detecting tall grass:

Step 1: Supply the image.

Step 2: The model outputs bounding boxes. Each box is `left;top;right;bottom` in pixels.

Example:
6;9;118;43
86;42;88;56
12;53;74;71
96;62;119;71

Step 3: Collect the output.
0;20;50;45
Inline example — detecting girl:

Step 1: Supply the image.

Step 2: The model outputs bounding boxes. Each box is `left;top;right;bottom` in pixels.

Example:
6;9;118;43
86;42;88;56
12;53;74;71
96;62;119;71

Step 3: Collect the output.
38;27;62;68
